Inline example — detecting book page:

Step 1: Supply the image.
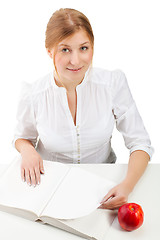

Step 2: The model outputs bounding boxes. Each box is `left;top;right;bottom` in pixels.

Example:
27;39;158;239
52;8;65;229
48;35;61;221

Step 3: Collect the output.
42;166;116;219
0;156;70;216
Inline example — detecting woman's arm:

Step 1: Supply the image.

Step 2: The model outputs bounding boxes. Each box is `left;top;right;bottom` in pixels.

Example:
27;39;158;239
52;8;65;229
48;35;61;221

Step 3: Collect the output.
100;150;150;209
15;139;44;186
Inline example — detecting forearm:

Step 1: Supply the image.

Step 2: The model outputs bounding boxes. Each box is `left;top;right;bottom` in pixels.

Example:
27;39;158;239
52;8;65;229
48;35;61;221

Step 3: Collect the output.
15;139;35;154
100;150;150;209
122;150;150;191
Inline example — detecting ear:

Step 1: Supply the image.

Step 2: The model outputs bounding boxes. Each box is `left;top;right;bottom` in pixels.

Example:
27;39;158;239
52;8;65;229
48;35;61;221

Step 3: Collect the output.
46;48;53;59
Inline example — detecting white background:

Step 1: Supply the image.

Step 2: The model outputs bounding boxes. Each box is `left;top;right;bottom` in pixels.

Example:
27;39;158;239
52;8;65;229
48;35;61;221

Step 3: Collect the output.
0;0;159;164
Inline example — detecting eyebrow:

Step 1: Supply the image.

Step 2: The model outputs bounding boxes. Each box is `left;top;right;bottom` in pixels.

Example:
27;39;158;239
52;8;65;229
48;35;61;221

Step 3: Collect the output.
58;41;90;47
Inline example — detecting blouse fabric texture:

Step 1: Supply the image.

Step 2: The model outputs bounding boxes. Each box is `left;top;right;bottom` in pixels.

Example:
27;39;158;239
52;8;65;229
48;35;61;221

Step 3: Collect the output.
13;68;153;164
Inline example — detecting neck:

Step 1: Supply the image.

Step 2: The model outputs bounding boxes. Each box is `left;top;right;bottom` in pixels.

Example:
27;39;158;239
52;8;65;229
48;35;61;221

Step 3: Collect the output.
54;71;84;92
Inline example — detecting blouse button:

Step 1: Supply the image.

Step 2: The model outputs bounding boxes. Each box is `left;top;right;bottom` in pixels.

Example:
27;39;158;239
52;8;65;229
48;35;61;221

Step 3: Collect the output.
76;126;80;163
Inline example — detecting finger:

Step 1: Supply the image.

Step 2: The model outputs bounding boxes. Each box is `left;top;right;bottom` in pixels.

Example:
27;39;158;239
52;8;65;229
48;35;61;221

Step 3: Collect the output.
21;167;25;182
39;160;44;174
25;169;31;186
30;169;36;187
101;196;127;210
35;166;41;185
101;197;119;209
100;189;115;204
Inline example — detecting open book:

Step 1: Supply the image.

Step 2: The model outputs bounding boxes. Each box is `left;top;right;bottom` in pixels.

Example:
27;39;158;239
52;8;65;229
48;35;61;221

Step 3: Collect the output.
0;156;117;240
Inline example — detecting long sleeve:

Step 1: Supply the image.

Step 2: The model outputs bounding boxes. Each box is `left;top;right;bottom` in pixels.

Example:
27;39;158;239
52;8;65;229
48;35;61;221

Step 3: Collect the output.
12;82;38;148
111;70;154;159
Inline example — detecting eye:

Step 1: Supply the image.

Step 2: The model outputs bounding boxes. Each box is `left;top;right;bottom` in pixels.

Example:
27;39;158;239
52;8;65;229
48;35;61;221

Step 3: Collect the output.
81;46;88;51
62;48;70;53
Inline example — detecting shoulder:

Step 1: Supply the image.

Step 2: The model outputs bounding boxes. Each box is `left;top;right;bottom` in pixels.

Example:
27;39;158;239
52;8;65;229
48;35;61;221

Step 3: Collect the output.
30;72;53;95
89;67;127;87
18;72;53;102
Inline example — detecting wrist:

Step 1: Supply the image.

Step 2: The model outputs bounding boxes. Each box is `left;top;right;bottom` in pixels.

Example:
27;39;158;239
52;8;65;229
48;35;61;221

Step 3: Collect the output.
20;143;36;157
121;179;135;193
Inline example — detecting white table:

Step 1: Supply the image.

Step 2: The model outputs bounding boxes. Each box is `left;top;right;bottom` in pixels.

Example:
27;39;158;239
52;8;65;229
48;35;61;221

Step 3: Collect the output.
0;162;159;240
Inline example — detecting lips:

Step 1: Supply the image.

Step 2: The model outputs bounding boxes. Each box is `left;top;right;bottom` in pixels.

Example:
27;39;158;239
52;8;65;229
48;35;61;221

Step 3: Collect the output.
67;67;82;72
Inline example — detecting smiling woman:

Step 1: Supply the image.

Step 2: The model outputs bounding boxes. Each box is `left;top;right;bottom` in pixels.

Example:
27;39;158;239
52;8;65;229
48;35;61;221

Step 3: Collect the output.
45;8;94;90
13;8;153;210
47;30;93;90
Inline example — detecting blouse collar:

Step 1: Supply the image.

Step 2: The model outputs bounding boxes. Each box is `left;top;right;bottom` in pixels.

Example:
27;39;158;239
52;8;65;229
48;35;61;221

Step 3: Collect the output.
50;67;91;91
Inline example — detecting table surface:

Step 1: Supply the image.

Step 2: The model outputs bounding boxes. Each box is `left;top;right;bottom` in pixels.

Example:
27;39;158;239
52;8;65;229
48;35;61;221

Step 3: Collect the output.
0;162;159;240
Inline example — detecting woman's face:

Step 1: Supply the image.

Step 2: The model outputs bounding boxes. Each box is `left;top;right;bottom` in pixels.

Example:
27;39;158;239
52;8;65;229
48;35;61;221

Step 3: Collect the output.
48;30;93;86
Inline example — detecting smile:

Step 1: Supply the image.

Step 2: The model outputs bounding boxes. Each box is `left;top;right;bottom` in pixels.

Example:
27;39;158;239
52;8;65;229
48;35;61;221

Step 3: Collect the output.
67;67;83;72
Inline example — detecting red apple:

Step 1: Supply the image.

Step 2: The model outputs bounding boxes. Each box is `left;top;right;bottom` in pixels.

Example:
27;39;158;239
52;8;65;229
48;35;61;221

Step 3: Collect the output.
118;203;144;231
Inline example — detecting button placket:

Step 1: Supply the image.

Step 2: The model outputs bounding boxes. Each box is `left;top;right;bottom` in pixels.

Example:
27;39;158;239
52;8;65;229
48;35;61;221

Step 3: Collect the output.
76;125;81;164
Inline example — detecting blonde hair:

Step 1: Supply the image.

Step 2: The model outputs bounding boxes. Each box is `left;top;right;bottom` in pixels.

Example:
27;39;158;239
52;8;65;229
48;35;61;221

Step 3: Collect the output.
45;8;94;89
45;8;94;50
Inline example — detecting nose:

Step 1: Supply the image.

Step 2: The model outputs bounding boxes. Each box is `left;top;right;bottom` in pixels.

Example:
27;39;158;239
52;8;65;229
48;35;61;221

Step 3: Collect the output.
69;51;80;66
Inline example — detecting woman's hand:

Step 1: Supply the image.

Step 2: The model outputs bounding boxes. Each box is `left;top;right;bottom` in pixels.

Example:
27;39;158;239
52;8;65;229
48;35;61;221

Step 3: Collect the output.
99;181;133;210
21;146;44;187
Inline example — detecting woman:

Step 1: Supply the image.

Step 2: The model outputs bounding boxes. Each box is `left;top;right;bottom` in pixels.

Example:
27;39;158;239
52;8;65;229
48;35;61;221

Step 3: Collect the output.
13;8;153;209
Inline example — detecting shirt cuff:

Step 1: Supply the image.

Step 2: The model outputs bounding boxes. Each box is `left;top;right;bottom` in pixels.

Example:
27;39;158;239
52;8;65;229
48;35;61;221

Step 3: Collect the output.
12;136;37;149
129;145;154;161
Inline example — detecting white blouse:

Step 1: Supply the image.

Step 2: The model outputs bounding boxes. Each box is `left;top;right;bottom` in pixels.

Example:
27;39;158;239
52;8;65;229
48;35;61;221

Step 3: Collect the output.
13;67;153;164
